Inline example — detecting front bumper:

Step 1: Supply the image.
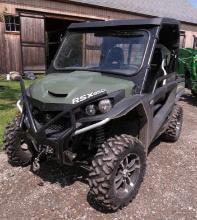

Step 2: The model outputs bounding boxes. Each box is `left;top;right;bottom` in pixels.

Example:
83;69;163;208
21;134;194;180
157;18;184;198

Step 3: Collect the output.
19;79;109;164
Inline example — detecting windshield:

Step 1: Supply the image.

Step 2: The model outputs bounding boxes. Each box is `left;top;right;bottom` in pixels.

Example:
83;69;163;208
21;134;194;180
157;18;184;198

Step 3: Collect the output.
53;29;148;76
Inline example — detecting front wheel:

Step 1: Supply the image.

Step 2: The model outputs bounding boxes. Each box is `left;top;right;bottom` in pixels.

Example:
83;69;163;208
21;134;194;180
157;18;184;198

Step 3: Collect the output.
88;134;146;211
3;115;33;166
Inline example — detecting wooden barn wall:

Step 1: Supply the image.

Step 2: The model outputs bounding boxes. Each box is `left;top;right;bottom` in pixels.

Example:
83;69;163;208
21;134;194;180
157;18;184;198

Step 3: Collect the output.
0;0;147;20
0;21;21;73
0;0;197;73
0;22;6;74
21;16;45;70
4;33;21;73
0;0;147;74
21;17;44;44
181;23;197;48
0;0;148;74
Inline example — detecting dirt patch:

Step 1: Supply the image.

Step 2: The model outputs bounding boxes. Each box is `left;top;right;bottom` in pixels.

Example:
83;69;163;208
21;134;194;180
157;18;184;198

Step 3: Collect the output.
0;91;197;220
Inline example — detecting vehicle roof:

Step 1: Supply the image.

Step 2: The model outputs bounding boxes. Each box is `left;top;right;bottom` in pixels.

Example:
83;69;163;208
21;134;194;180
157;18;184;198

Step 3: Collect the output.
68;17;180;31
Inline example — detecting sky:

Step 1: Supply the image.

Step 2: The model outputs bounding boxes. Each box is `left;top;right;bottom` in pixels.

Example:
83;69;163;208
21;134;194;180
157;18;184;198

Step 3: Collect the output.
189;0;197;8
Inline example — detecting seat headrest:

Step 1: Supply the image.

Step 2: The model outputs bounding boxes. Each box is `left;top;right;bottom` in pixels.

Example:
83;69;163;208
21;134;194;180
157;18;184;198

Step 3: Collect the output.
103;47;124;68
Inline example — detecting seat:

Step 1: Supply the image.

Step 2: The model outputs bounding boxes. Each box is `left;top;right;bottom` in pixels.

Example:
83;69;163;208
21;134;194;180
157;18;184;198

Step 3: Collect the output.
102;47;124;68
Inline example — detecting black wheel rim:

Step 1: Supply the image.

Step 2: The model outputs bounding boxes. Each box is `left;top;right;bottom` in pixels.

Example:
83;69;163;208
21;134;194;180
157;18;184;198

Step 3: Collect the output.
114;153;141;198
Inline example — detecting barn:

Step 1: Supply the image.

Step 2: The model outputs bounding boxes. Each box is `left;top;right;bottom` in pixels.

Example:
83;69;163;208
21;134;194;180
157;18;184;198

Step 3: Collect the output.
0;0;197;75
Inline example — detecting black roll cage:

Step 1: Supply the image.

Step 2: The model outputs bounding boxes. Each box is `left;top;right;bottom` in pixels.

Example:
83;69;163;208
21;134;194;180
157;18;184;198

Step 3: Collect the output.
48;17;180;94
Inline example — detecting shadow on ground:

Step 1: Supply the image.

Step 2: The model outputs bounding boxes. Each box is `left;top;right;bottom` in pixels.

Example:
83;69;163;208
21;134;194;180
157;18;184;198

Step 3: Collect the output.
148;138;161;155
32;138;162;213
181;93;197;107
33;160;88;187
33;160;109;212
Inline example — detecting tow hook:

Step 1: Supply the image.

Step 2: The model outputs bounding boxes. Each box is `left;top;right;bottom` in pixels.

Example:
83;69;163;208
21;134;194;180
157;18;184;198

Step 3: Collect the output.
32;158;40;172
63;150;77;165
32;149;45;172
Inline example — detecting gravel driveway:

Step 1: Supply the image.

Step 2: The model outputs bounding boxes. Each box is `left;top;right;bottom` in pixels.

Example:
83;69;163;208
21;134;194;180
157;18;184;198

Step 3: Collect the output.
0;91;197;220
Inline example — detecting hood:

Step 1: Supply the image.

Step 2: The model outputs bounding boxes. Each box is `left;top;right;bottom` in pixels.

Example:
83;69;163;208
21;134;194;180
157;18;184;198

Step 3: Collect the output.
29;71;135;104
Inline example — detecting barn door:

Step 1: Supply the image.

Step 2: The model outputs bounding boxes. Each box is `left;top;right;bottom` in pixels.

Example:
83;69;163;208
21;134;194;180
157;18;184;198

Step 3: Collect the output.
19;12;46;74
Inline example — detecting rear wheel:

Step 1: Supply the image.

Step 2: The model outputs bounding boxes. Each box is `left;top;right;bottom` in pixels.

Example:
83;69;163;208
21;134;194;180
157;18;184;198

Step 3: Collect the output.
162;105;183;142
88;134;146;211
3;115;33;166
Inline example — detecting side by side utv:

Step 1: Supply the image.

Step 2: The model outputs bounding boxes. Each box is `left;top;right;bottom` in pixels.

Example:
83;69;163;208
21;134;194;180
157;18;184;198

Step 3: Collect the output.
4;17;184;211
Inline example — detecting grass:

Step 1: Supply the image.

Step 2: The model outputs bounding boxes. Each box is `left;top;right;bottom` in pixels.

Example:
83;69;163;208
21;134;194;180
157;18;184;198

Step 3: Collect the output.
0;76;42;150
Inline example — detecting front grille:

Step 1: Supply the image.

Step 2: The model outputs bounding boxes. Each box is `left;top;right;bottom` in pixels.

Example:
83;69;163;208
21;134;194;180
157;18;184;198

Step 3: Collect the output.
48;121;65;131
46;117;70;136
32;108;71;136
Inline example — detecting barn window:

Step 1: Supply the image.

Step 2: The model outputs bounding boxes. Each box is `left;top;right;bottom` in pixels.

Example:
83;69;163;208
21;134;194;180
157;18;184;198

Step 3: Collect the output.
4;15;20;32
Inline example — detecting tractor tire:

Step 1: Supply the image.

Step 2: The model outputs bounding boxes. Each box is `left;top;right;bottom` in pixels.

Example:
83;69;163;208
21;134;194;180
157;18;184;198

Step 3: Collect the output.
3;115;33;166
88;134;146;211
162;105;183;142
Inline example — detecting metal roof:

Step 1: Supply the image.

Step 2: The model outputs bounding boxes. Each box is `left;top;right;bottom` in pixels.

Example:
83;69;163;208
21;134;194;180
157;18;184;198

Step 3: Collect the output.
69;0;197;24
68;17;180;30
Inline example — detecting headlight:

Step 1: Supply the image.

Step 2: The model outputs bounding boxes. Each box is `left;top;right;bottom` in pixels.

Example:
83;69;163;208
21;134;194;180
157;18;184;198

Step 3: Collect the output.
85;104;96;116
98;99;112;113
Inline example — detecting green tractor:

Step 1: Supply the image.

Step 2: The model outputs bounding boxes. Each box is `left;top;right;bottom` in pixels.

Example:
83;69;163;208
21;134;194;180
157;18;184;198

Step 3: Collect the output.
4;18;184;211
178;35;197;95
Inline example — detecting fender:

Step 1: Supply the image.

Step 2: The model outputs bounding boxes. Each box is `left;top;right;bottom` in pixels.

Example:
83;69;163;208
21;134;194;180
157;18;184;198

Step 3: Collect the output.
75;94;150;148
78;94;148;123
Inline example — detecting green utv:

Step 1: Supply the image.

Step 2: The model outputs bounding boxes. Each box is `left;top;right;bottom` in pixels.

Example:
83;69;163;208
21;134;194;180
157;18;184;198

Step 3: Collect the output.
178;35;197;96
4;18;184;211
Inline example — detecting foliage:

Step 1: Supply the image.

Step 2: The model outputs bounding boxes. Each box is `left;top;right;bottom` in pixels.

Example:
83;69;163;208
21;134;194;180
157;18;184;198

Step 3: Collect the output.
0;77;41;150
